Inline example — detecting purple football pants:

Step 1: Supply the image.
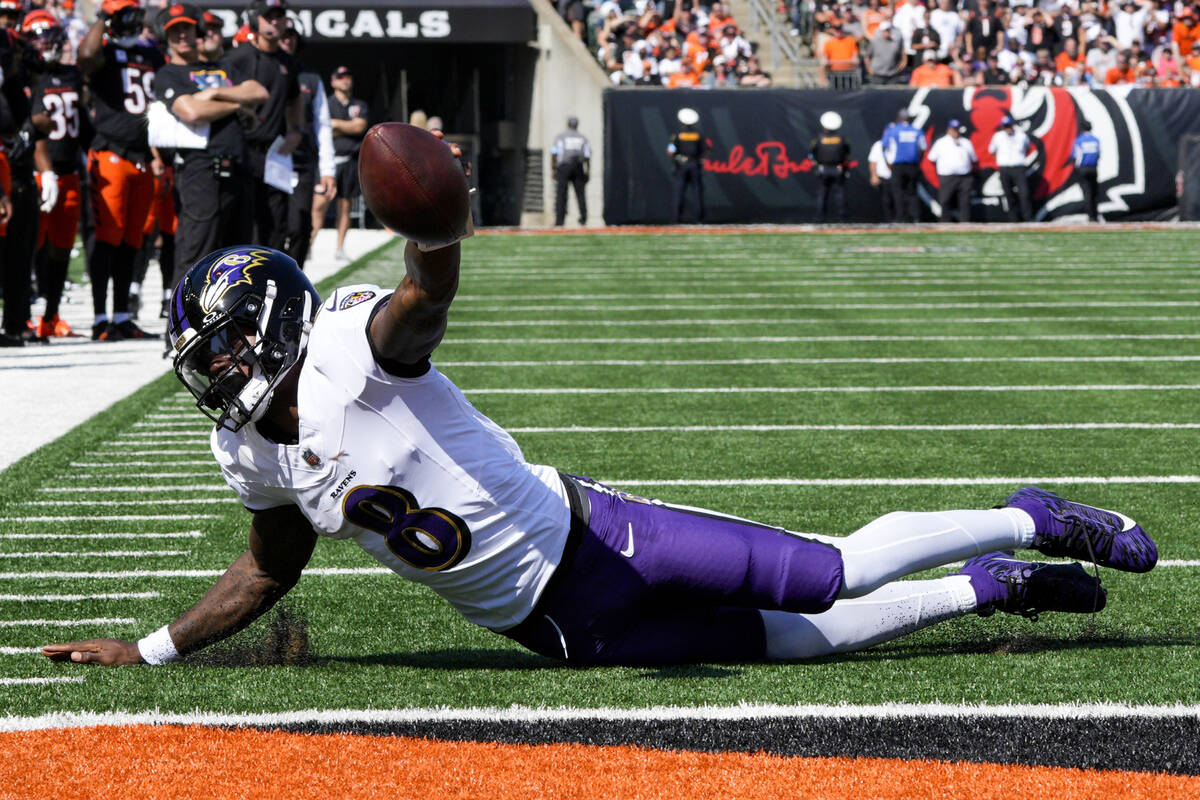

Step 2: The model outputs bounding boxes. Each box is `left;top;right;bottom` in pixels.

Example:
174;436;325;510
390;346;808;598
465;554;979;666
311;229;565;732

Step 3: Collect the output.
499;476;844;666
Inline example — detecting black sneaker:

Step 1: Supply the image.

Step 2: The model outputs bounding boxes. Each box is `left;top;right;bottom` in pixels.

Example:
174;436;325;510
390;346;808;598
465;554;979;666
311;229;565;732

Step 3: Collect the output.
115;319;150;339
0;331;25;348
959;551;1106;620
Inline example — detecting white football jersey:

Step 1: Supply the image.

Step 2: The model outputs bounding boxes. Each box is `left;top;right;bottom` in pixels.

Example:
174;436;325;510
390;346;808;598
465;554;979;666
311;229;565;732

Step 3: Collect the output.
211;284;572;630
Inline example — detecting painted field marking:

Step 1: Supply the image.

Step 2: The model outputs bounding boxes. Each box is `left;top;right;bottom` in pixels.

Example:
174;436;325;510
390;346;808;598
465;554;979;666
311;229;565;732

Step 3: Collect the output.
0;515;222;522
441;356;1200;368
0;567;393;580
0;618;137;628
462;385;1200;396
0;592;160;602
443;314;1200;326
0;647;45;655
0;677;84;686
113;433;214;440
505;422;1200;433
54;474;215;480
0;533;201;540
22;498;234;507
443;334;1200;345
4;703;1199;732
39;486;227;493
76;457;211;462
0;551;189;559
598;475;1200;487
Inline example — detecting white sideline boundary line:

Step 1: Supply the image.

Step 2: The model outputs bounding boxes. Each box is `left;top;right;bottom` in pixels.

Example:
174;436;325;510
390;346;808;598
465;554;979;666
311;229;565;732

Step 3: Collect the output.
0;677;84;686
0;551;189;559
4;703;1199;731
22;498;234;507
39;486;227;493
0;533;201;540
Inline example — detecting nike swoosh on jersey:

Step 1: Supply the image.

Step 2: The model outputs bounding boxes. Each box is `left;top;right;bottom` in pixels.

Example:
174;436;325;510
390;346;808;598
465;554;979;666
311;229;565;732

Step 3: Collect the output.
620;523;635;558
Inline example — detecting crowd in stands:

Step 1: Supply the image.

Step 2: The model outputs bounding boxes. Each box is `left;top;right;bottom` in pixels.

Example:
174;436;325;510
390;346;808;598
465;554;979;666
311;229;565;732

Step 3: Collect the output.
788;0;1200;88
557;0;775;87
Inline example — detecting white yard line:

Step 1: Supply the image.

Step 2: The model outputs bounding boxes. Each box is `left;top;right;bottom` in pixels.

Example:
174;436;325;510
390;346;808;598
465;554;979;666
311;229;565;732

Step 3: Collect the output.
0;567;392;580
443;334;1200;344
505;422;1200;433
0;551;189;559
39;486;227;493
21;498;234;506
0;533;201;539
0;618;137;627
461;384;1200;396
0;677;84;686
0;515;222;522
3;702;1199;732
599;475;1200;486
438;356;1200;367
0;592;160;601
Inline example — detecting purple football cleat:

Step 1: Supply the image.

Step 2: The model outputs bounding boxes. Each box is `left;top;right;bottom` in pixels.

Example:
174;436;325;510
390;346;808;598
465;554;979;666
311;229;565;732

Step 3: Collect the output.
1005;486;1158;573
959;551;1107;619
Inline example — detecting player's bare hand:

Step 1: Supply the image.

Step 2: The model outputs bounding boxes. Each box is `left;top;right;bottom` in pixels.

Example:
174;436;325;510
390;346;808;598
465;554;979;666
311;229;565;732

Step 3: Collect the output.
0;195;11;225
42;639;144;665
430;129;471;180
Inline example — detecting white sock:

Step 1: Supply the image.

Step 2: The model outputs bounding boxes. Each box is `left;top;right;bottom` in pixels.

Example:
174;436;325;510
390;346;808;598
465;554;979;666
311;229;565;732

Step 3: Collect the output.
808;507;1035;598
761;576;977;660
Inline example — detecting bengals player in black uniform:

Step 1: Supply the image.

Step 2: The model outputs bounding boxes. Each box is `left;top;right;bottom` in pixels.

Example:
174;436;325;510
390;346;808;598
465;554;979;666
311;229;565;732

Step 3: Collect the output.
26;10;84;338
77;0;164;341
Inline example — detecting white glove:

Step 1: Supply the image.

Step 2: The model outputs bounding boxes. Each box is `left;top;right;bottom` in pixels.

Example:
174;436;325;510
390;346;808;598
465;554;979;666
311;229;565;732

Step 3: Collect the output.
39;171;58;213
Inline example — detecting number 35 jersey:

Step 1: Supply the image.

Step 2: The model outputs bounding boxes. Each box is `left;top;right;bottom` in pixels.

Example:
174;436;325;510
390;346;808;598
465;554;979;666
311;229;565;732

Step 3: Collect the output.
211;285;573;631
87;42;164;157
30;65;84;175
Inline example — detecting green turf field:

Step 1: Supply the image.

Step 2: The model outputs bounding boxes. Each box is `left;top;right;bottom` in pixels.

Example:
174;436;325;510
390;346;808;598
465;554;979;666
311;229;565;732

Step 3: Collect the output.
3;229;1198;716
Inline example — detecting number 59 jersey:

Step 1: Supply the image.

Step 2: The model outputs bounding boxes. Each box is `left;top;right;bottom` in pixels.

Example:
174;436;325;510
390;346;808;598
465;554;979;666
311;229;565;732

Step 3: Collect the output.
87;42;163;156
210;285;573;631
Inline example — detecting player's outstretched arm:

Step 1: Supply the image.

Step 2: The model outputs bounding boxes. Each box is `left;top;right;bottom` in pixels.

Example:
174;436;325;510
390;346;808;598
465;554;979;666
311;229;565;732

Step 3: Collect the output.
42;505;317;665
368;241;461;366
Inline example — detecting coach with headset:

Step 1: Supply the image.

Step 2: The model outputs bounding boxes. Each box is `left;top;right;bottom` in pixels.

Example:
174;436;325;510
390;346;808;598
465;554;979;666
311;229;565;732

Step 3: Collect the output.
221;0;302;250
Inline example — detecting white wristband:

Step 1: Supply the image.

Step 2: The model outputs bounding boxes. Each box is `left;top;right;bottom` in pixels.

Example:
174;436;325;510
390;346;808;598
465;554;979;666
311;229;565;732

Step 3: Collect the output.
137;625;181;665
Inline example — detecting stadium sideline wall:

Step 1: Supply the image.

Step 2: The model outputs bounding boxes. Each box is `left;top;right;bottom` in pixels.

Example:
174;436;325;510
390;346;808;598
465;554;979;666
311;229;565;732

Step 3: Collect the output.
603;86;1200;224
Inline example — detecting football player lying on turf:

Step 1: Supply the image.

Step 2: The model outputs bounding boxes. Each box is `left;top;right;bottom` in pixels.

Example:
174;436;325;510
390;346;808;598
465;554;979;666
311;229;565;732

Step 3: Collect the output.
43;161;1157;669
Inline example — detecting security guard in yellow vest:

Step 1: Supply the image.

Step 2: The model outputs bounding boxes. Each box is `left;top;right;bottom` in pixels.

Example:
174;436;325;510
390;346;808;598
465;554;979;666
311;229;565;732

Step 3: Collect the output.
808;111;851;223
668;107;708;224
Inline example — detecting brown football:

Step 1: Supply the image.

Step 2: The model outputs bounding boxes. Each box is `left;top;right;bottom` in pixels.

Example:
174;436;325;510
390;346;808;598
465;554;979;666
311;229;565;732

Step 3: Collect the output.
357;122;470;248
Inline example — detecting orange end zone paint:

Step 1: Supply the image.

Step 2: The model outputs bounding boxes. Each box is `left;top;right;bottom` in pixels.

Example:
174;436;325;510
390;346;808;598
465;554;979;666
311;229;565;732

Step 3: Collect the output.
5;725;1198;799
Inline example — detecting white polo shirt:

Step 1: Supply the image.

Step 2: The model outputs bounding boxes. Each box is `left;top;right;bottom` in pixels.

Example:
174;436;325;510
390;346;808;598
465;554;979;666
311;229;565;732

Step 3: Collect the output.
927;133;977;176
988;128;1031;167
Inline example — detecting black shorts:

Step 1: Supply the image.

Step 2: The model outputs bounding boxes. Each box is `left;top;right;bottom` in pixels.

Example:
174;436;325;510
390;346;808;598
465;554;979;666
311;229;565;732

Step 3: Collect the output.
335;159;360;200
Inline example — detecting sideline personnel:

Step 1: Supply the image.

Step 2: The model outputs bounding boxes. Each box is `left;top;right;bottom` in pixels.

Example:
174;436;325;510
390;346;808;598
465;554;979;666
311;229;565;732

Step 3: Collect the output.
220;0;300;250
809;110;851;223
667;107;707;223
551;115;590;227
153;3;266;289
